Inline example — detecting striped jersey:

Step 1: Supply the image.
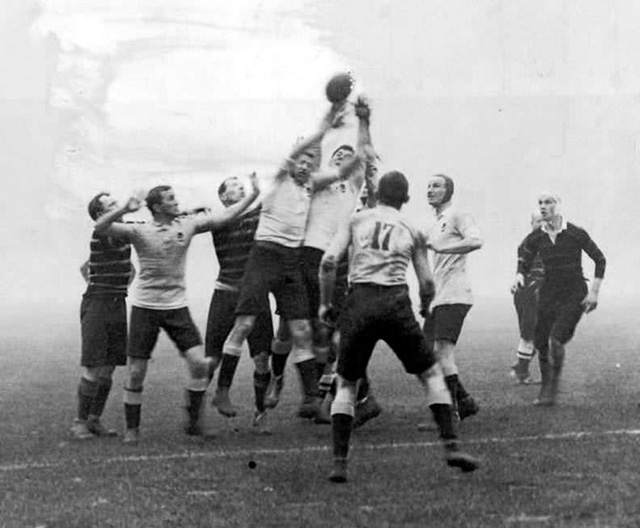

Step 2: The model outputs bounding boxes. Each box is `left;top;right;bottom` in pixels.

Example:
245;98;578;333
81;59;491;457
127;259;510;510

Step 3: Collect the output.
517;221;606;289
212;206;261;291
347;205;421;286
84;233;132;297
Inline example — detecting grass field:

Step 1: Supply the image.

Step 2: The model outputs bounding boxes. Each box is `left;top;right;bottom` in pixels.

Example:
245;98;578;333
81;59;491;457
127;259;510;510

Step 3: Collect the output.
1;297;639;528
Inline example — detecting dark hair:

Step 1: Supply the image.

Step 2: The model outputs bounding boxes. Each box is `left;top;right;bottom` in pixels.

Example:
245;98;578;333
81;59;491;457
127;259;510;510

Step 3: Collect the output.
331;144;355;158
378;171;409;209
87;192;110;220
146;185;172;213
433;173;454;203
218;176;239;200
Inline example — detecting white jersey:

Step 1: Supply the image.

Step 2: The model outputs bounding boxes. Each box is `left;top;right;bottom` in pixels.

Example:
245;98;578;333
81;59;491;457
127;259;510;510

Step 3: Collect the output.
304;172;363;251
425;205;480;307
255;175;312;248
348;205;421;286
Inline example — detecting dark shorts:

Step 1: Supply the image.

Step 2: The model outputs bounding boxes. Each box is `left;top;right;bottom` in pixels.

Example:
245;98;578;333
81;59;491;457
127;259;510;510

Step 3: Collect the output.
337;284;436;382
535;283;587;349
80;295;127;368
423;304;471;346
205;288;273;360
128;306;202;359
513;283;539;342
302;246;350;319
235;242;309;321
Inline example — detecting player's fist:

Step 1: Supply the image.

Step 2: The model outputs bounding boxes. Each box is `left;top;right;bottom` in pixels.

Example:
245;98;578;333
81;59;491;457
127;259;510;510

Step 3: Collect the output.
318;304;337;327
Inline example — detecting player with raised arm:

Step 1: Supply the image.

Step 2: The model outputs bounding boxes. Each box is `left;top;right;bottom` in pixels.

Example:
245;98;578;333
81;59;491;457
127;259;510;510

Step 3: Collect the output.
93;177;259;443
220;104;361;423
72;193;135;440
205;177;274;433
423;174;483;421
319;171;480;483
516;192;605;406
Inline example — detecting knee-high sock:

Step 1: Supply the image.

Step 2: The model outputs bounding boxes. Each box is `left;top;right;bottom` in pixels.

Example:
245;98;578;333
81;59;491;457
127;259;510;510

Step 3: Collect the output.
89;378;112;419
77;377;99;422
517;339;536;361
124;387;143;430
271;338;292;378
331;384;356;459
295;358;318;400
217;354;240;391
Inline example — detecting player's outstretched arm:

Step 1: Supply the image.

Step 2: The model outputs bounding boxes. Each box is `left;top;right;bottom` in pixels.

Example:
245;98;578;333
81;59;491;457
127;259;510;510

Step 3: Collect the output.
195;173;260;233
310;154;363;192
287;104;346;164
318;219;352;324
413;234;435;315
94;194;143;238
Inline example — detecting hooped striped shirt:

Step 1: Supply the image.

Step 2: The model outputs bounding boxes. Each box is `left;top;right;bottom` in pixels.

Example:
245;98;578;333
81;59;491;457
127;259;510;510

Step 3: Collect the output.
84;232;132;297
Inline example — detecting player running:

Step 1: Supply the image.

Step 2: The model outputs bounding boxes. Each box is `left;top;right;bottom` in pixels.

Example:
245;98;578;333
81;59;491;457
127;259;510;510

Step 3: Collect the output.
319;171;480;483
516;192;606;406
205;176;274;433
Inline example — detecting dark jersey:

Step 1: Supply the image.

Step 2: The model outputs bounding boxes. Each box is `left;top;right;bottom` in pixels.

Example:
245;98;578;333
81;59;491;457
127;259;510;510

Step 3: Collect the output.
517;222;605;290
212;206;261;289
85;233;132;297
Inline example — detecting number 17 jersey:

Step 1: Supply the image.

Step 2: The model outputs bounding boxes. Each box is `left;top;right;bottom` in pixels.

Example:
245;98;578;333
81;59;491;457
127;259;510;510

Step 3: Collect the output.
348;204;422;286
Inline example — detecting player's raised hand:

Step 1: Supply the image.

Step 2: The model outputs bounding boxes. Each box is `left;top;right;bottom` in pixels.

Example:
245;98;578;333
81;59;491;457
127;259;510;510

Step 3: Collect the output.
247;171;260;198
125;191;144;213
354;95;371;121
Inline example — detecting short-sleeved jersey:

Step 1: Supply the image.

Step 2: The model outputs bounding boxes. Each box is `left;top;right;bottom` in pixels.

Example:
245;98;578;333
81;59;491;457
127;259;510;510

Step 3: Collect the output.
212;206;261;291
85;232;132;297
105;215;209;309
304;169;363;252
255;176;312;248
425;206;481;307
348;205;421;286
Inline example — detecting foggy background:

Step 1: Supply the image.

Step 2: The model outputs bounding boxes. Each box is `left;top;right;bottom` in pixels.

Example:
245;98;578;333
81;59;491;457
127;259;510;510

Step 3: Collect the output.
2;0;639;343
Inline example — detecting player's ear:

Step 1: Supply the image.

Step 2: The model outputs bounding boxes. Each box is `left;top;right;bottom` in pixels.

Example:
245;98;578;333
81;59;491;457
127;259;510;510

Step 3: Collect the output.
405;194;410;204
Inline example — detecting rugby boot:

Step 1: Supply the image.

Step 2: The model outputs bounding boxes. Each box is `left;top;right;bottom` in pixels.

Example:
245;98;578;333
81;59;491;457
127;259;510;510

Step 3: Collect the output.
211;389;238;418
264;375;284;409
328;457;348;483
353;395;383;429
252;410;272;435
123;428;140;445
533;356;554;406
445;450;480;473
86;417;118;437
70;420;96;441
457;394;480;421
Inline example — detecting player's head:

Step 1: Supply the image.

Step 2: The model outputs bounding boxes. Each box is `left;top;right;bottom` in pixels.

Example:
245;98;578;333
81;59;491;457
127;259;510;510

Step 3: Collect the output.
377;171;409;209
218;176;245;207
427;174;454;207
88;192;118;220
146;185;179;217
329;144;355;168
292;150;315;185
530;210;544;230
537;192;561;220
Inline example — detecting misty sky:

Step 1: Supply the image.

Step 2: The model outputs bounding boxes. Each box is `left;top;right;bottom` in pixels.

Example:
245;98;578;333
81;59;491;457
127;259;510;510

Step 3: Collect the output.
2;0;640;327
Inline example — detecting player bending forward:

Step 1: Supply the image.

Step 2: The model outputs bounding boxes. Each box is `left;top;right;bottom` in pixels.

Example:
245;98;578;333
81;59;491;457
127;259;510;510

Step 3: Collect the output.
319;171;480;483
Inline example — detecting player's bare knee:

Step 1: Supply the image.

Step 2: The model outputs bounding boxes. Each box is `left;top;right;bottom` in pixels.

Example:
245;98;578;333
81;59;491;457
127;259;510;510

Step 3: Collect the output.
288;319;312;347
